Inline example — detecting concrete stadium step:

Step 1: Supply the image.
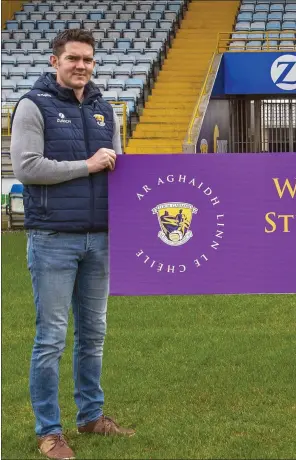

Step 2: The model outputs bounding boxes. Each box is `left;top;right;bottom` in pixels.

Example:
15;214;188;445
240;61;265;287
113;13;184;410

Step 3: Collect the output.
142;108;193;117
132;132;185;139
144;101;195;109
140;115;190;123
153;82;202;90
135;125;188;134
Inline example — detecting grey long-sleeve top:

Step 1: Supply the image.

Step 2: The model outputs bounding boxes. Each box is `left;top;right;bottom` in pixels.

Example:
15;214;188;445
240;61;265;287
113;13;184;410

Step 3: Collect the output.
10;98;122;185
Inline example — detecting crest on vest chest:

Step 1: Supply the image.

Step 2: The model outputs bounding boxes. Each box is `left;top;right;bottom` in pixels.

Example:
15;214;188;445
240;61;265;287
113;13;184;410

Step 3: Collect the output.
93;114;105;127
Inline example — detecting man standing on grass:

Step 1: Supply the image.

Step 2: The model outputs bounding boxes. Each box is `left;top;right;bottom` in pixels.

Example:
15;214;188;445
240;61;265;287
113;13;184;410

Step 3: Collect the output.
10;29;135;460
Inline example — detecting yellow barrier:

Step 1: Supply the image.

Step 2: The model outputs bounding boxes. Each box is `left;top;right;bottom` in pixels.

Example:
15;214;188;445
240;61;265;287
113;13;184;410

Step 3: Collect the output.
218;30;296;53
1;108;12;136
187;49;218;145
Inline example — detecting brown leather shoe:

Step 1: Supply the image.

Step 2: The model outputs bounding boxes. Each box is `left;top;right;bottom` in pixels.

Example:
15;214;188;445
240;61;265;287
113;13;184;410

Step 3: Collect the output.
38;434;75;460
78;415;135;437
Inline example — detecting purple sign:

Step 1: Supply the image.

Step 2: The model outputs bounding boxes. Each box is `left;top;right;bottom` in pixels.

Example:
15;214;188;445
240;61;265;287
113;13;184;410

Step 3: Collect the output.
109;153;296;296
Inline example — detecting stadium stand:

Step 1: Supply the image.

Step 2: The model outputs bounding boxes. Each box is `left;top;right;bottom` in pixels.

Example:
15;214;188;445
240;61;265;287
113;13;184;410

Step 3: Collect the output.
231;0;296;51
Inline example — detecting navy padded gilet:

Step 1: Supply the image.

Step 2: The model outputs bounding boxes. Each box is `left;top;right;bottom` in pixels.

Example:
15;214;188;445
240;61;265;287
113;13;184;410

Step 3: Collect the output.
16;73;114;232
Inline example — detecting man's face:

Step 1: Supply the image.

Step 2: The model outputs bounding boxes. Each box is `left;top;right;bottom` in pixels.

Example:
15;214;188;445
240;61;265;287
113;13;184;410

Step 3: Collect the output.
50;41;95;89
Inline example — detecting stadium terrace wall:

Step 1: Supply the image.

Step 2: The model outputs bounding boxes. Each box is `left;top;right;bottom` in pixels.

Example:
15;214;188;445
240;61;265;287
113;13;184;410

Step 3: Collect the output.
196;100;230;154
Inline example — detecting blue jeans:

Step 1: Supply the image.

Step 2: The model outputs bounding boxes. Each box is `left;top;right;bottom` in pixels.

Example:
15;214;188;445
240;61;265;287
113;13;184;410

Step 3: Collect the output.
27;230;109;437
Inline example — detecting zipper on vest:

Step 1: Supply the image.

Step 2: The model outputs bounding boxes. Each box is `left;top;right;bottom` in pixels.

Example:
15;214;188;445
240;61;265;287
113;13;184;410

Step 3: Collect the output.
79;103;94;229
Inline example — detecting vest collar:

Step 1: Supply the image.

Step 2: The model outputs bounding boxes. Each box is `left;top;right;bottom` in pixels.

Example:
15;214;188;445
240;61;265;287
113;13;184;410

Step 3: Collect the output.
33;73;102;104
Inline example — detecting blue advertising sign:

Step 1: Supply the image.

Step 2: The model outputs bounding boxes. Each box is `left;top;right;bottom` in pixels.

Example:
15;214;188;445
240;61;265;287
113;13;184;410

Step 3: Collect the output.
213;52;296;96
224;52;296;94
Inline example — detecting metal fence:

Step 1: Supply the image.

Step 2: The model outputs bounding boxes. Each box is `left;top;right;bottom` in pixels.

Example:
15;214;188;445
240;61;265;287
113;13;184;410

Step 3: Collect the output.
229;97;296;153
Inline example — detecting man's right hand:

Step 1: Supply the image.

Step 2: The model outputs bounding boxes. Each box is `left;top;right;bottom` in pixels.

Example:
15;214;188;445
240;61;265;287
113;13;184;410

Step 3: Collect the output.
86;148;116;174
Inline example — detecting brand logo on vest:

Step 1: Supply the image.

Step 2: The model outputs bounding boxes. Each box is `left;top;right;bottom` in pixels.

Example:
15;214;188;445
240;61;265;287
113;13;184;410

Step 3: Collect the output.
37;93;52;97
93;114;105;127
57;112;71;124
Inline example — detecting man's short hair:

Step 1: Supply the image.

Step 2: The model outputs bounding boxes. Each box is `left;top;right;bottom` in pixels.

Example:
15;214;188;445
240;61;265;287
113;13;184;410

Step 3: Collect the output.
52;29;95;57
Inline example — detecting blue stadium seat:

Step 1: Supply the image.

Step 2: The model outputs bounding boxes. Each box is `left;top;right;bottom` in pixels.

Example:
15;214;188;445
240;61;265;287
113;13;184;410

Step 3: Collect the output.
98;64;116;78
266;20;281;30
92;77;109;90
15;12;29;21
60;11;75;20
12;30;27;40
2;81;17;96
44;12;59;21
38;3;51;13
75;10;89;20
240;4;255;12
102;54;120;65
237;12;253;21
268;11;283;20
52;3;67;12
118;91;137;113
139;1;153;11
144;19;159;29
102;90;118;102
129;19;143;30
21;20;36;30
286;4;296;12
37;20;51;30
117;38;132;49
125;1;139;12
134;11;148;20
113;20;128;30
235;21;251;31
133;38;148;50
118;55;136;65
246;40;262;49
110;2;124;12
30;12;44;20
253;12;268;21
28;30;43;40
23;4;36;13
83;20;98;30
89;10;105;20
3;40;18;50
9;68;27;82
107;78;126;93
270;4;284;12
52;20;67;30
282;21;296;30
6;20;20;30
255;4;270;13
67;20;83;29
139;28;154;38
119;12;133;20
114;64;133;78
16;55;34;67
98;20;113;29
105;11;118;20
283;12;296;21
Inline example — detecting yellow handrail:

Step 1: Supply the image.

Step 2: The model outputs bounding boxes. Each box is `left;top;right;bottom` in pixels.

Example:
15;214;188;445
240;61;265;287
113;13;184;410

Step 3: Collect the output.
187;45;219;145
218;30;296;53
